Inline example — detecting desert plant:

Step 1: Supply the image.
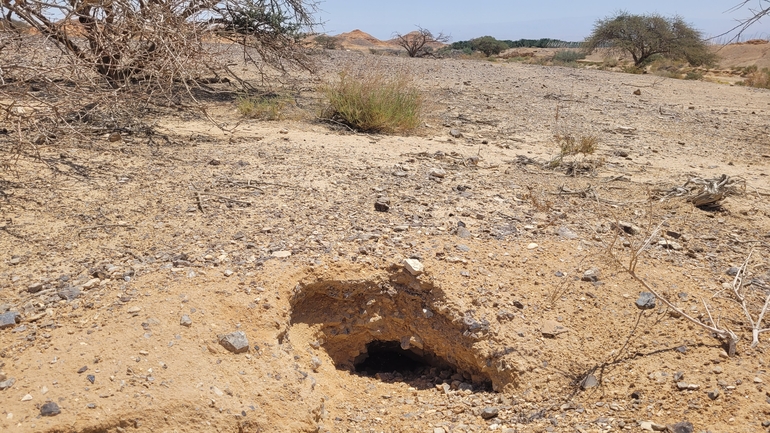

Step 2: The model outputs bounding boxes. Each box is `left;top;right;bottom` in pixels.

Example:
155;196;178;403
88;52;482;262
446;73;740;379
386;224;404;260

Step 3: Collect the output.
393;26;450;58
469;36;509;57
684;71;704;80
552;50;586;63
314;34;339;50
556;134;598;157
237;94;290;120
321;67;423;133
584;12;716;67
740;67;770;88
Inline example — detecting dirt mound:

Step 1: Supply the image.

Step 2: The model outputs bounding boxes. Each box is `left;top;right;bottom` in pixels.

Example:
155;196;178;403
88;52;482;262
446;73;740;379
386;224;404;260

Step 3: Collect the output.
335;29;394;49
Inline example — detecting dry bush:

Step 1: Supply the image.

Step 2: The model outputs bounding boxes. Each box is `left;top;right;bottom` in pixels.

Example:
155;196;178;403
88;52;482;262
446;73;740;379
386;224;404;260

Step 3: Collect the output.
237;94;293;120
0;0;318;162
393;26;449;58
740;67;770;89
321;64;423;134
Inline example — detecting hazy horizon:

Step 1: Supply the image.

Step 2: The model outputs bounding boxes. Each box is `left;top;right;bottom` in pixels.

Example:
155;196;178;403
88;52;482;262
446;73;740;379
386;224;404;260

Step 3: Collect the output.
316;1;769;43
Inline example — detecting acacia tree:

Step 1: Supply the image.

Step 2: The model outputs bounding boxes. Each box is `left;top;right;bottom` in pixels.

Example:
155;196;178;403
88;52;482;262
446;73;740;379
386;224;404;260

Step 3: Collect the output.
584;12;715;66
469;36;509;56
393;26;449;57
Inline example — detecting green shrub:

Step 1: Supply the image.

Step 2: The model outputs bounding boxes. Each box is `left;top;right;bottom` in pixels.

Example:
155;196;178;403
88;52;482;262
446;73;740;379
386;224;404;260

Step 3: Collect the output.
322;68;423;133
552;50;586;63
236;94;289;120
469;36;509;56
684;71;703;80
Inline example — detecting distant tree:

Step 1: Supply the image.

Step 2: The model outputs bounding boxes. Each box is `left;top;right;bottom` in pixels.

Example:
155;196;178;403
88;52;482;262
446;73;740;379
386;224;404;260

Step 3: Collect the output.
393;26;450;57
314;34;339;49
584;12;716;67
470;36;509;56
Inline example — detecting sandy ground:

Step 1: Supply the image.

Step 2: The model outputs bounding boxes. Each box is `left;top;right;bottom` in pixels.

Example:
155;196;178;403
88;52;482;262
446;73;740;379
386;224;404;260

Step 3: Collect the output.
2;50;770;433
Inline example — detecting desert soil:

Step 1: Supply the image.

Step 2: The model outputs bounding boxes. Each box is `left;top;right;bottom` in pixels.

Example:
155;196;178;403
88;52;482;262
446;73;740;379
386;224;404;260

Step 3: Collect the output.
2;50;770;433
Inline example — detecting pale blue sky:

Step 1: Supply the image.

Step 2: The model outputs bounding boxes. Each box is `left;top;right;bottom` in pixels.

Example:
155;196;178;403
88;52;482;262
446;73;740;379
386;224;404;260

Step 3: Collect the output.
315;1;769;42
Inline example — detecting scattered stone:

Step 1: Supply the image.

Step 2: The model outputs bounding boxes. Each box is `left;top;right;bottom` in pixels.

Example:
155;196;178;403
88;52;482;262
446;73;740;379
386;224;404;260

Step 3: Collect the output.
126;306;141;315
557;226;578;239
640;421;666;431
541;320;569;338
40;401;61;417
403;259;424;276
581;268;601;282
0;312;19;329
391;170;408;178
667;421;694;433
0;378;16;390
616;221;642;235
707;389;720;400
279;128;289;134
180;315;192;327
676;382;699;391
633;89;642;95
87;375;95;384
449;129;463;138
673;371;684;381
21;394;32;401
763;421;770;428
219;331;250;354
480;406;499;419
581;374;599;390
27;282;44;293
755;377;764;384
456;244;470;252
223;269;234;277
57;286;81;301
82;278;100;290
108;132;122;142
635;292;656;310
429;168;447;178
433;428;446;433
374;199;390;212
659;239;683;250
456;226;471;239
311;357;322;372
726;267;740;276
271;251;292;259
87;403;96;409
527;243;538;250
77;366;88;374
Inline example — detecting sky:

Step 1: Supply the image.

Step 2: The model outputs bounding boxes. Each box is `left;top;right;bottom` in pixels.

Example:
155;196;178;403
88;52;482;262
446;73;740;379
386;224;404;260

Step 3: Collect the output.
314;0;770;42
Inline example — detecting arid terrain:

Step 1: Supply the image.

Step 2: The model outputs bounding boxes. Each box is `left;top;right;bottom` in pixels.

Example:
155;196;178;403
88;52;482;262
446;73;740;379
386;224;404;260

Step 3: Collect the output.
2;42;770;433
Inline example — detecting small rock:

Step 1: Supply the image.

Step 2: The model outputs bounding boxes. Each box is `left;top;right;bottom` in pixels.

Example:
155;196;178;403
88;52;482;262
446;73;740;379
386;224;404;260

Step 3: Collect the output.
676;382;699;391
581;268;601;282
58;286;81;301
180;315;192;327
374;200;390;212
279;128;289;134
219;331;250;354
0;312;19;329
311;357;322;372
433;428;446;433
640;421;666;431
456;244;470;252
27;282;44;293
557;226;578;239
667;421;694;433
0;378;16;390
403;259;424;276
77;366;88;374
480;406;499;419
223;269;234;277
271;251;292;258
87;375;95;384
40;401;61;417
617;221;641;235
208;158;221;166
633;89;642;95
726;267;740;276
755;377;764;384
391;170;408;178
456;226;471;239
21;394;32;401
82;278;100;290
707;389;720;400
659;239;683;250
449;129;463;138
527;243;538;250
108;132;122;142
126;306;141;314
635;292;656;310
87;403;96;409
581;374;599;389
429;168;447;178
541;320;569;337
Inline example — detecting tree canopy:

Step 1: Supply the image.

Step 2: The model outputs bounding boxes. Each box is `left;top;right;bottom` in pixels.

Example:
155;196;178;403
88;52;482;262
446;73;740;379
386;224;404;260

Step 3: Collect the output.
584;12;715;67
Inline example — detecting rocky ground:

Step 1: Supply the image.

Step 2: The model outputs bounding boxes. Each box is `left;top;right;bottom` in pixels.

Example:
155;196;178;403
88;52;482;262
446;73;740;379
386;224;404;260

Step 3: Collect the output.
1;50;770;433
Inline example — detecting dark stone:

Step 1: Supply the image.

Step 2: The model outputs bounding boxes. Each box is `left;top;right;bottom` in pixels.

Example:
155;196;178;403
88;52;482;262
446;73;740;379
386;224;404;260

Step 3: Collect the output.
374;201;389;212
87;375;95;384
726;267;740;277
676;345;688;354
0;311;19;329
480;406;499;419
58;286;81;301
0;378;16;390
630;391;642;400
554;271;564;277
219;331;249;354
707;389;720;400
457;227;471;239
40;401;61;417
513;300;524;309
77;366;88;374
635;292;656;310
667;421;694;433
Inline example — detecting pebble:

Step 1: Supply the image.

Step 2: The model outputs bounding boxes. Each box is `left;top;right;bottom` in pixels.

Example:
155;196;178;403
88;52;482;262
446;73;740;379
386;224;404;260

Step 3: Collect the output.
581;374;599;390
456;226;471;239
755;377;764;383
676;382;699;391
58;286;81;301
0;312;19;329
541;320;569;338
480;406;499;419
374;200;390;212
429;168;447;178
726;267;740;276
667;421;694;433
707;389;720;400
40;401;61;416
527;243;538;250
449;129;463;138
219;331;250;354
21;394;32;401
403;259;424;276
658;239;683;250
87;375;95;384
617;221;641;235
635;292;656;310
557;226;578;239
27;282;44;293
456;244;470;252
271;251;292;258
127;306;141;314
581;268;601;282
180;315;192;327
0;378;16;390
87;403;96;409
640;421;666;431
223;269;234;277
78;366;88;374
82;278;100;290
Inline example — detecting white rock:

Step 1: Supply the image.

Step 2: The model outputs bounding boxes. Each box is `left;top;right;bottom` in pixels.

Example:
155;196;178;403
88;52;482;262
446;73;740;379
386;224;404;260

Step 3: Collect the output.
527;243;538;250
404;259;424;276
271;251;292;258
21;394;32;401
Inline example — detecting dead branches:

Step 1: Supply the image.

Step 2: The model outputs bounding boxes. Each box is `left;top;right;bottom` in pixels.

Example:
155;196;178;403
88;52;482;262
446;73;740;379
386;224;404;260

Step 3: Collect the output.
657;174;745;207
393;26;449;58
724;250;770;348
